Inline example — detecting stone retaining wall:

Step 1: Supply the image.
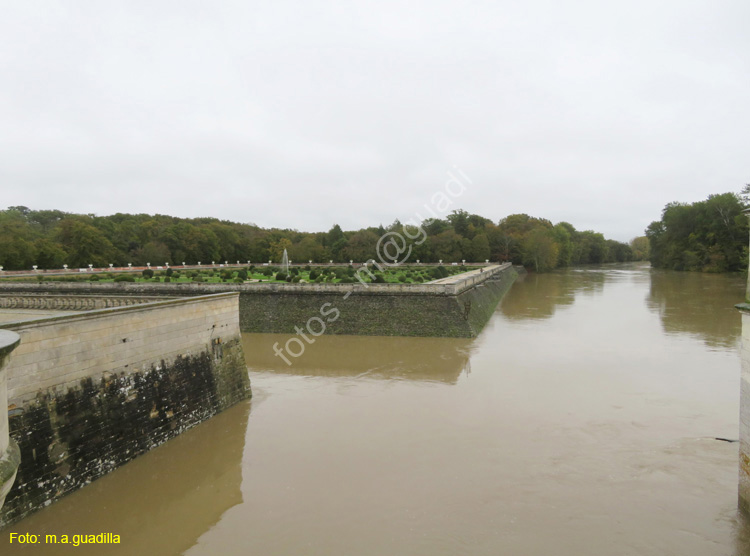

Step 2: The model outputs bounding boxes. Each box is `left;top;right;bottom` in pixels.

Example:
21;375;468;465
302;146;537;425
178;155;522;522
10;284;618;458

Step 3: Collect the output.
0;293;251;527
237;265;518;337
0;264;517;338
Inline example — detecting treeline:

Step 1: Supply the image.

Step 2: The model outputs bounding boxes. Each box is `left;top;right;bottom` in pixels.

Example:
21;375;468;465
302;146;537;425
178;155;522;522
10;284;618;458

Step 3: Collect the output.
0;206;639;271
646;192;748;272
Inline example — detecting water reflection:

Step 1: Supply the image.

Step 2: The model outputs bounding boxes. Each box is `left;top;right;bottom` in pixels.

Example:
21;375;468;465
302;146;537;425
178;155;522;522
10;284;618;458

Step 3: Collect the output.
0;400;251;556
646;269;745;348
2;263;747;556
499;266;607;320
242;333;473;384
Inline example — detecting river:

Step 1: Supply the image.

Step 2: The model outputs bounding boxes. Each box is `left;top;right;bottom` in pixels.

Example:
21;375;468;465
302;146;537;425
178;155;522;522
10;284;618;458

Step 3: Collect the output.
2;262;749;555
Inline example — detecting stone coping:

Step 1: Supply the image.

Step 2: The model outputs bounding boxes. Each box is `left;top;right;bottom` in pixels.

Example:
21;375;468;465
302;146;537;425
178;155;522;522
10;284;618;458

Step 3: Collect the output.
0;292;239;330
0;331;20;358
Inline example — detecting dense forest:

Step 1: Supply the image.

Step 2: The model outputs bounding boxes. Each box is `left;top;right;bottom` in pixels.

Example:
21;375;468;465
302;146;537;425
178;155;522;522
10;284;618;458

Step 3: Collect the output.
646;191;749;272
0;206;641;271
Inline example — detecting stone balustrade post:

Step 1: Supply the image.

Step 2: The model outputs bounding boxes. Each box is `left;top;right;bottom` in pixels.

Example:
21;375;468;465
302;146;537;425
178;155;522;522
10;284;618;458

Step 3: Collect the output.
0;330;20;511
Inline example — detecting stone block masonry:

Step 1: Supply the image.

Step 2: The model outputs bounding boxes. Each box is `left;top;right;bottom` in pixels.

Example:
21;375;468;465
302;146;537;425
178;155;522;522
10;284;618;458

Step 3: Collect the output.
238;264;518;337
0;263;519;338
0;293;250;527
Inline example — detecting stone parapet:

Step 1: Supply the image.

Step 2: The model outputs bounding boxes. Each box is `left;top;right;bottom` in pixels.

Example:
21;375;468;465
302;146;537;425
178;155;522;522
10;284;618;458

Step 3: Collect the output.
0;295;173;312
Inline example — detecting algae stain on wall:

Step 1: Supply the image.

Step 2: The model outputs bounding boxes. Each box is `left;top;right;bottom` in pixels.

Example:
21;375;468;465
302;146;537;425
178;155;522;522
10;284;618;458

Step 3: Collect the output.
1;339;249;527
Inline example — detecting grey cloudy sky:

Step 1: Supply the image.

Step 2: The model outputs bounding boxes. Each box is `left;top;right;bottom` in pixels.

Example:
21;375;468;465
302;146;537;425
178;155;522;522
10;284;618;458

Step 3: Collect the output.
1;0;748;241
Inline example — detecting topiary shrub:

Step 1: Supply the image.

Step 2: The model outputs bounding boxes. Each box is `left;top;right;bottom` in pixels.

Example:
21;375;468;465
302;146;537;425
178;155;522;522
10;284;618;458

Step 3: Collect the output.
89;274;100;281
309;270;319;280
114;274;135;282
192;275;204;282
275;271;287;281
164;276;171;283
292;275;301;283
431;266;449;279
166;267;174;277
237;269;248;281
142;268;154;279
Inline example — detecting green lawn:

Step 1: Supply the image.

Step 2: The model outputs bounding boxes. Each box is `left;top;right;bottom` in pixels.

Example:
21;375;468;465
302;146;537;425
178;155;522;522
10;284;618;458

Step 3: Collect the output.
4;265;483;285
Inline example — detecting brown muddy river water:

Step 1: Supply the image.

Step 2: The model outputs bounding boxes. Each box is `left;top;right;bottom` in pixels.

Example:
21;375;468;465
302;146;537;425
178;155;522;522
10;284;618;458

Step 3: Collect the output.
4;262;750;555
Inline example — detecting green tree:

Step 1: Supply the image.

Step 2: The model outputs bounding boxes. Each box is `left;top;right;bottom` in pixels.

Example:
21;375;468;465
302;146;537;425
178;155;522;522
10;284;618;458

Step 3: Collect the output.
522;228;559;272
630;236;650;260
134;241;171;266
470;234;491;262
269;238;293;263
57;219;118;268
646;192;747;272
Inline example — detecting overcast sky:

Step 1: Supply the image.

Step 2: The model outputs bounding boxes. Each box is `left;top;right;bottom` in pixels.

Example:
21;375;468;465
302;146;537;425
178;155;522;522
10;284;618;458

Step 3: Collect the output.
1;1;748;241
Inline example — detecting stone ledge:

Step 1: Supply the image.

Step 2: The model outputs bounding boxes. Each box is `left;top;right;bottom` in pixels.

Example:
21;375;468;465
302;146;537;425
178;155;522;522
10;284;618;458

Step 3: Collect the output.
0;331;20;359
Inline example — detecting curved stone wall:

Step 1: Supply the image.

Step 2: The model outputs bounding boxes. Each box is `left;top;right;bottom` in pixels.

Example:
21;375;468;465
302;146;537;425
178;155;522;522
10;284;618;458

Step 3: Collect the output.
0;330;20;511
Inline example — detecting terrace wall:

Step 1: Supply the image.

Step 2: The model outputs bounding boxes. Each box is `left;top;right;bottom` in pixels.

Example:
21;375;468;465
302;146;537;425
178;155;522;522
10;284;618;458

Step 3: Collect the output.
0;293;250;526
0;264;517;338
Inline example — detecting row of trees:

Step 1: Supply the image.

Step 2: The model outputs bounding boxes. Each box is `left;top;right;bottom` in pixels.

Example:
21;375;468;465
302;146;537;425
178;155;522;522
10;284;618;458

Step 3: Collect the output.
646;191;748;272
0;206;639;271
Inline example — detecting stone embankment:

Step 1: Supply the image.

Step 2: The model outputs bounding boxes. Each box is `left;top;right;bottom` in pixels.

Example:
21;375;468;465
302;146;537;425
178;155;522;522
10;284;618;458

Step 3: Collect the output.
0;293;251;527
0;264;517;337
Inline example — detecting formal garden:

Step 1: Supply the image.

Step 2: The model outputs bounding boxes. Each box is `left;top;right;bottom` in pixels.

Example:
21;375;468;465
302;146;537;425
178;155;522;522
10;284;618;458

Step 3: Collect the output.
2;264;483;285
